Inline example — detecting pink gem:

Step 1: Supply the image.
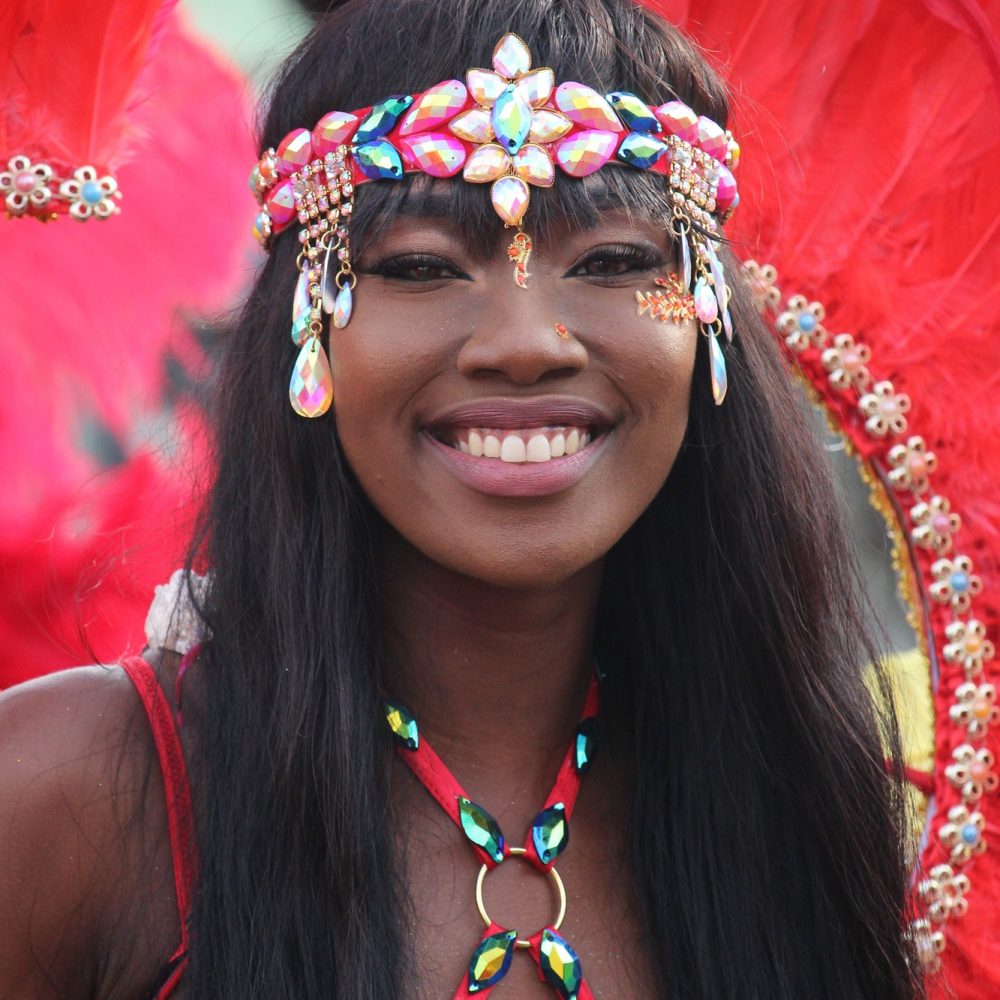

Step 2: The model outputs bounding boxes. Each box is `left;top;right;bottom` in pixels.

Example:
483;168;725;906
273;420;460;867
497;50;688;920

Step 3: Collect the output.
554;130;618;177
276;129;314;175
715;164;737;211
399;133;467;177
14;171;37;193
513;143;554;187
694;280;718;324
490;175;530;225
289;339;334;418
655;101;698;142
933;514;953;533
970;761;989;782
266;178;297;225
696;117;728;161
312;112;359;155
554;82;623;132
399;80;468;136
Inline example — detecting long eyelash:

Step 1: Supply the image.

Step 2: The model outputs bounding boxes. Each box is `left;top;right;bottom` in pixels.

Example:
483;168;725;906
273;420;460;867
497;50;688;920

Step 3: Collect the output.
363;253;459;278
575;243;664;272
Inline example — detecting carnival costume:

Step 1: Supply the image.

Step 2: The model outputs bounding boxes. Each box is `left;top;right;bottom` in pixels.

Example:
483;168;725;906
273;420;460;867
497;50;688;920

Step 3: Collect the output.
4;0;999;996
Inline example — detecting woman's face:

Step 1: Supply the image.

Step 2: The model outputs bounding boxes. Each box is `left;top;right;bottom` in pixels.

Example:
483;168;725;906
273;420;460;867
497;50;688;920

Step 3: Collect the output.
331;186;697;588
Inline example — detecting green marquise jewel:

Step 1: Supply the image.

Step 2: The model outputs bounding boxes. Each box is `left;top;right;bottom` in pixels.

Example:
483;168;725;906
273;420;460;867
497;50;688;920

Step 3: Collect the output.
539;928;584;999
468;929;517;992
531;802;569;865
384;701;419;750
458;796;506;863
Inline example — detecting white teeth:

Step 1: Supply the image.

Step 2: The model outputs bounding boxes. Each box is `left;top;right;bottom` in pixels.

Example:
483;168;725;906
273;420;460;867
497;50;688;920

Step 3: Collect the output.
500;436;527;463
550;433;565;457
469;430;484;457
580;432;590;448
565;429;580;455
458;440;470;454
483;434;501;458
526;434;551;462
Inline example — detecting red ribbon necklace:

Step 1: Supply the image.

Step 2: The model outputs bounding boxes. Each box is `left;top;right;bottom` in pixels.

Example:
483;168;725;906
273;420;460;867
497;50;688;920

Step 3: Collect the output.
384;673;600;999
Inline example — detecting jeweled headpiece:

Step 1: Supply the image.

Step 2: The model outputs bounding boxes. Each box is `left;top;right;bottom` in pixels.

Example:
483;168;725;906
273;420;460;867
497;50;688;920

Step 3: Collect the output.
248;34;742;417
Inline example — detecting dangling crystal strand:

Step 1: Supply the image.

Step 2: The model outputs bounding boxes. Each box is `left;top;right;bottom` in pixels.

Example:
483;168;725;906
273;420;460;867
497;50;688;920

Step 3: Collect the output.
708;328;728;406
680;230;692;288
333;283;353;329
289;336;334;418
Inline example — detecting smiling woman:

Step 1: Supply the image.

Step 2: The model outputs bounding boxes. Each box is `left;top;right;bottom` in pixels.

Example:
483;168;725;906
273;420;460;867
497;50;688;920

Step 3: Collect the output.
0;0;929;998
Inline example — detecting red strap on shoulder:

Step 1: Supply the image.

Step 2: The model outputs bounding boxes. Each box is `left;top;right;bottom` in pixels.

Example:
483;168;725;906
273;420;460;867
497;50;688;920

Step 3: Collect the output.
120;655;197;994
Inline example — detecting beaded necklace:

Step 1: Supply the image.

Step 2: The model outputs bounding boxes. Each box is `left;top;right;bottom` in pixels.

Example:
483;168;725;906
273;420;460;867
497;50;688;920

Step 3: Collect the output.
384;674;600;999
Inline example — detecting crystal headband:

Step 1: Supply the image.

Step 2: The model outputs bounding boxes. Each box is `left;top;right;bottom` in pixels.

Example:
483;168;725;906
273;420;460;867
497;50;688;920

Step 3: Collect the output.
259;34;742;420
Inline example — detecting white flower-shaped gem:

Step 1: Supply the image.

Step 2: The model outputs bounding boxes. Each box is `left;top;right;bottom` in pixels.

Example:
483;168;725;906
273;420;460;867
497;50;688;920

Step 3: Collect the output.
776;294;826;351
887;436;936;493
59;165;120;220
908;918;946;974
946;744;998;803
910;495;961;554
821;333;872;392
938;804;987;866
949;680;998;740
943;619;995;676
742;260;781;312
858;380;910;438
0;155;54;215
917;863;970;923
930;554;983;613
452;34;565;226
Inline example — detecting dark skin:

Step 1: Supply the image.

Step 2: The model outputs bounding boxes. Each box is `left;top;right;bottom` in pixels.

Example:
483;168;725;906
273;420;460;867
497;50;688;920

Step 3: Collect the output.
0;197;695;998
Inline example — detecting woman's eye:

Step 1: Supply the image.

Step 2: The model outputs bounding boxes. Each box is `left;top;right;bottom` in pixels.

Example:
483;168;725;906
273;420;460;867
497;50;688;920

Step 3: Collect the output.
368;255;464;282
570;245;663;278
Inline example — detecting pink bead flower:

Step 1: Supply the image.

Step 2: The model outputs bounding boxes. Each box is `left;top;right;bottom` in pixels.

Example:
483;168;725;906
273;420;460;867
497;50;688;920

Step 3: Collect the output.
821;333;872;392
858;380;910;438
743;259;781;312
910;495;961;554
945;744;998;803
887;436;936;493
917;863;971;923
0;155;54;215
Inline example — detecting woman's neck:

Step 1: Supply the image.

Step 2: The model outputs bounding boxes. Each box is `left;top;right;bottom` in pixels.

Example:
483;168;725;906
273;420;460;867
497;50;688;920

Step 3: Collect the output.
377;529;602;802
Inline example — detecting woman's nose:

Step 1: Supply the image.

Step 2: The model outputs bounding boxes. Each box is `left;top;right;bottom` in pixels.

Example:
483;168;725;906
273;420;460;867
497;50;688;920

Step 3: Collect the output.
455;299;589;386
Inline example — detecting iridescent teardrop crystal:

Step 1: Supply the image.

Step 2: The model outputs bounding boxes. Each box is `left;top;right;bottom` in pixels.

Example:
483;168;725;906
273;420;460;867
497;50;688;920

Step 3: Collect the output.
617;132;667;169
697;116;728;162
607;91;660;133
450;107;495;143
312;111;359;154
514;68;555;107
694;277;718;324
528;108;573;143
354;139;404;180
531;802;569;864
680;233;692;288
705;244;733;342
574;718;597;774
266;178;296;226
399;132;467;177
458;797;505;863
554;82;623;132
490;175;530;225
655;100;699;141
554;130;618;177
492;84;532;155
463;143;511;183
492;33;532;78
398;79;468;136
289;338;333;418
708;329;728;406
275;128;313;175
539;928;584;999
333;283;353;330
467;69;507;107
321;244;336;315
291;267;312;345
354;95;414;144
468;930;517;992
513;144;554;187
384;702;419;749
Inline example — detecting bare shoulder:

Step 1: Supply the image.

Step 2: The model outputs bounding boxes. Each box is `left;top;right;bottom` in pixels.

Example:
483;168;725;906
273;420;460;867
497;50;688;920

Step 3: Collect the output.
0;661;180;999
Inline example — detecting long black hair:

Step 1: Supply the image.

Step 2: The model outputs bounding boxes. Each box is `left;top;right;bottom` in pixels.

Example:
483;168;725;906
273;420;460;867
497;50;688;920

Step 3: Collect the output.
183;0;921;995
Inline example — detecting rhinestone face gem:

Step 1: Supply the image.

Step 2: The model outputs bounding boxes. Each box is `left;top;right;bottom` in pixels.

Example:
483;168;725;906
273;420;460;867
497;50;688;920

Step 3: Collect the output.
355;96;414;144
266;178;296;225
384;702;419;749
493;32;532;78
513;143;554;187
398;79;468;136
467;69;507;107
539;928;584;999
697;116;728;161
574;718;596;774
655;100;699;141
492;84;532;155
312;111;359;154
531;802;569;864
607;91;660;133
275;128;313;175
458;797;505;863
708;329;728;405
528;108;573;143
555;130;618;177
291;268;312;345
617;132;667;169
332;283;353;329
554;82;623;132
399;132;467;177
354;139;404;180
468;930;517;992
490;175;530;225
464;143;511;183
514;68;555;107
450;107;495;143
289;339;333;418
